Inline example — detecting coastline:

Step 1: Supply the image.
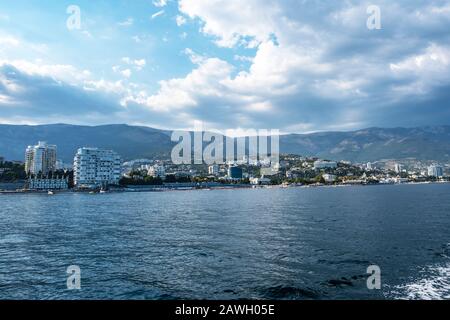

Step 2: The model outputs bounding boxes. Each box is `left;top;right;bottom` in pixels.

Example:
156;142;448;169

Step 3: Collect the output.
1;180;448;195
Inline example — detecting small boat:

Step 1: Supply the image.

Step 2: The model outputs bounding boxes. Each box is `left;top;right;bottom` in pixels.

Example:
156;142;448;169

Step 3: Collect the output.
47;191;54;195
100;190;107;194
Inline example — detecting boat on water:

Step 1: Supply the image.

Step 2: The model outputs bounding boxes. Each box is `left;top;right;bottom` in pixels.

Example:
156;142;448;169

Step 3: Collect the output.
47;191;54;195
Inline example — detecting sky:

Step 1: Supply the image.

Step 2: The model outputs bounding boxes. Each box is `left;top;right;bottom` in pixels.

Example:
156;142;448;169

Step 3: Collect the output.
0;0;450;133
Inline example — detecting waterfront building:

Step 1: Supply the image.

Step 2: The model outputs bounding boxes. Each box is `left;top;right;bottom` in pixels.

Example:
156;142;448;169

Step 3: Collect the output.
25;141;57;175
286;170;294;179
428;165;444;178
27;176;69;190
208;164;219;176
323;174;337;183
148;165;166;178
73;148;122;188
367;162;373;170
394;164;404;174
250;177;271;185
314;160;337;170
228;166;243;179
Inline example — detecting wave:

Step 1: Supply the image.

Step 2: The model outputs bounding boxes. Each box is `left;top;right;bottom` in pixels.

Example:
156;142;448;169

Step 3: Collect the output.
388;262;450;300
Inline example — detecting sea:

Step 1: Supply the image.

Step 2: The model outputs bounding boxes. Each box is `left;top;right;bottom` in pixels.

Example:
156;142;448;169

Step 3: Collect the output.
1;183;449;300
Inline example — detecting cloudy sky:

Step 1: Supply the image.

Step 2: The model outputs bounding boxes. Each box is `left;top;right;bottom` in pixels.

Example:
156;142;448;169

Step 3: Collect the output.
0;0;449;133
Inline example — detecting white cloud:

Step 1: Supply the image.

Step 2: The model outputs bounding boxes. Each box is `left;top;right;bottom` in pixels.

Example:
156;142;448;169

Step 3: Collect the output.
151;10;165;20
112;65;121;73
390;44;450;94
134;59;146;70
121;57;147;71
179;0;280;48
3;1;450;131
0;59;91;85
0;36;20;47
234;55;254;63
118;18;134;27
121;69;132;78
153;0;167;7
176;15;186;26
126;56;233;112
390;44;450;74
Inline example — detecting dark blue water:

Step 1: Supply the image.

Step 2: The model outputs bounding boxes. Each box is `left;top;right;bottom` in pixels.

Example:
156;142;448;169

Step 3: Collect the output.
1;184;450;300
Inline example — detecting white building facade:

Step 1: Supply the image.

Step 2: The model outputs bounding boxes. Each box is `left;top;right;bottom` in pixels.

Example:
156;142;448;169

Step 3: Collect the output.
25;141;57;175
323;174;337;183
73;148;122;188
428;165;444;178
394;164;404;174
27;176;69;190
148;165;166;178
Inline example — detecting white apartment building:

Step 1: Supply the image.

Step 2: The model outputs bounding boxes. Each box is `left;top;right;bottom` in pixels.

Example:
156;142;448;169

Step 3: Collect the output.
25;141;57;175
428;165;444;178
323;174;337;183
250;177;271;185
148;164;166;178
73;148;122;188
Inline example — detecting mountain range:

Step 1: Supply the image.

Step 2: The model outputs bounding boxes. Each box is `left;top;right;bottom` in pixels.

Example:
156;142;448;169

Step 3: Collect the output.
1;124;450;163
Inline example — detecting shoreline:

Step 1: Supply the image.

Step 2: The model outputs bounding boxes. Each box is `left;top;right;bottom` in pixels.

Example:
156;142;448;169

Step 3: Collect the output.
1;180;449;195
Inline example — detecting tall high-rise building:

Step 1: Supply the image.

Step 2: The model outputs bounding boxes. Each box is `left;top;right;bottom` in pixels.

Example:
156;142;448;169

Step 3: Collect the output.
73;148;122;188
394;163;404;174
428;165;444;178
25;141;57;175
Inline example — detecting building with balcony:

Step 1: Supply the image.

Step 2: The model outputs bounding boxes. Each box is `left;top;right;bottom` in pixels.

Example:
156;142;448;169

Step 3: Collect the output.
25;141;57;175
27;176;69;190
73;148;122;188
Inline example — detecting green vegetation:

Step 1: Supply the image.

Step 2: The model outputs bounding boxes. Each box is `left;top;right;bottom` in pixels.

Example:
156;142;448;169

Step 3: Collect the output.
119;171;163;186
0;162;27;182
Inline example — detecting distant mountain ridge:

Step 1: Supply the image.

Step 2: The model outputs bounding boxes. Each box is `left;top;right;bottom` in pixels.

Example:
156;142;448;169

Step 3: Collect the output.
0;124;173;163
1;124;450;163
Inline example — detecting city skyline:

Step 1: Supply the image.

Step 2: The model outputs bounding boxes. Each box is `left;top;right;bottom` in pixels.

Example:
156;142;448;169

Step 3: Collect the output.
1;1;450;134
